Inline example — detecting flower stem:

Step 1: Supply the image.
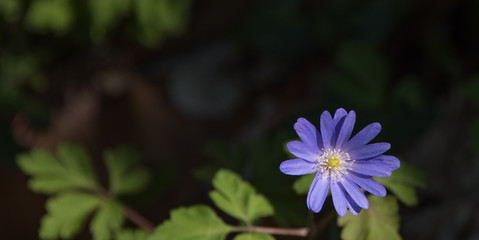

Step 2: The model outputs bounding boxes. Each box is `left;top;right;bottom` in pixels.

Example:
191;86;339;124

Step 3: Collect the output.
120;203;155;233
234;226;309;237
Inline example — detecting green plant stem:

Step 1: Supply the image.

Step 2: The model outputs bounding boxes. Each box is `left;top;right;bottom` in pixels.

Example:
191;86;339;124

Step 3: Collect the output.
234;226;309;237
120;203;155;233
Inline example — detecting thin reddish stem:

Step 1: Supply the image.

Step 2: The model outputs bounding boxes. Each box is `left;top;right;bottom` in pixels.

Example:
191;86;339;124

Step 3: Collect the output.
120;203;155;233
234;226;309;237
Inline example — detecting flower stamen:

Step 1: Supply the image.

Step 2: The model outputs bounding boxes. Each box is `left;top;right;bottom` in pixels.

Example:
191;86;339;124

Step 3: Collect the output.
315;148;353;182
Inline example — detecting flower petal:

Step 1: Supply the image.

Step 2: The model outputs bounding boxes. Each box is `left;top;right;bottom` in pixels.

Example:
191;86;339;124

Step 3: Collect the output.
286;141;318;162
344;122;382;151
333;108;347;121
348;172;386;197
294;118;322;151
307;174;330;213
330;109;347;147
341;177;369;209
331;181;348;217
375;155;400;170
335;111;356;149
350;161;392;177
349;143;391;160
280;159;316;175
355;155;400;172
345;192;362;215
320;111;333;150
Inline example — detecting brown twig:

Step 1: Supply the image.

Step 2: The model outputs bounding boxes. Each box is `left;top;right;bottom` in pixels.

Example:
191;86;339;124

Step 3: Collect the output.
120;203;156;233
234;226;309;237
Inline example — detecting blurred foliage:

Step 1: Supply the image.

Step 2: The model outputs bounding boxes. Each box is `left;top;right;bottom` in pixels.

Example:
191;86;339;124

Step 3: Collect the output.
17;143;151;240
392;76;424;111
338;196;401;240
0;0;21;21
0;0;193;44
292;173;315;195
25;0;74;35
464;76;479;106
331;41;389;110
88;0;130;41
104;146;151;196
422;28;461;79
0;0;193;166
133;0;192;46
375;161;427;207
0;53;47;113
463;76;479;155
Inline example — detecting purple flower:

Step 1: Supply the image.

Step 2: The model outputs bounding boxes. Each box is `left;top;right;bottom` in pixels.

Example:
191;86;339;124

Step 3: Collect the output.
280;108;400;216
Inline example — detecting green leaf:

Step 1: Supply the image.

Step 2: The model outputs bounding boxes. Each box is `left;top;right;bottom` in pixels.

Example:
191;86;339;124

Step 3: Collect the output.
374;161;427;206
57;143;97;184
149;205;232;240
17;143;98;194
292;174;315;195
233;232;275;240
209;169;274;224
117;229;150;240
40;192;101;239
90;200;125;240
25;0;74;35
337;196;401;240
104;146;150;195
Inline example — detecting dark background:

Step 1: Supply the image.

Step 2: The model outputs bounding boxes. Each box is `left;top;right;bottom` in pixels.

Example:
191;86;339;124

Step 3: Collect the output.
1;0;479;239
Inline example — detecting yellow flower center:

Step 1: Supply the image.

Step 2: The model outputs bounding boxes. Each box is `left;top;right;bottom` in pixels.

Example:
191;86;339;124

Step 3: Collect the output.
327;156;340;168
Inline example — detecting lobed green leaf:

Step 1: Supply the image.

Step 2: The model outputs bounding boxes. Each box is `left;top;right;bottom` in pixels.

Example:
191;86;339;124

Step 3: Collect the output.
338;196;401;240
17;143;98;194
149;205;232;240
209;169;274;224
90;200;125;240
40;192;101;239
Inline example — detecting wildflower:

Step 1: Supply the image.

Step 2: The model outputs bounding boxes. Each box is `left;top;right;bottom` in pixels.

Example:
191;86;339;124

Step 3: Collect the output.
280;108;400;216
